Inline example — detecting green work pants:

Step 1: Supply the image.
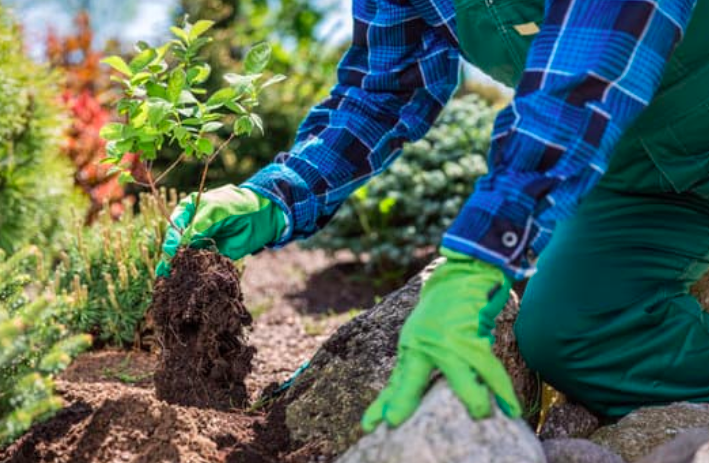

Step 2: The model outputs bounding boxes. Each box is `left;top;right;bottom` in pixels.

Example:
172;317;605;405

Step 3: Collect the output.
515;135;709;417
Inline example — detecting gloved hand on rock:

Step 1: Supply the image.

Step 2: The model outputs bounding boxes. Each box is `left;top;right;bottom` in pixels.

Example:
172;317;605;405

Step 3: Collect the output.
361;247;521;431
156;185;287;277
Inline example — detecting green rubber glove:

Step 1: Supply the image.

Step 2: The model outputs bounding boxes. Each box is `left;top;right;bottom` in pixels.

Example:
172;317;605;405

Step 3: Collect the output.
156;185;287;277
361;247;521;432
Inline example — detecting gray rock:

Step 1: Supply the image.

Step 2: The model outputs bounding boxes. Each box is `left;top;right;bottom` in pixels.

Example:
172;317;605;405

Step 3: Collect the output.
636;428;709;463
280;259;537;455
539;403;601;440
542;439;625;463
590;403;709;462
335;380;546;463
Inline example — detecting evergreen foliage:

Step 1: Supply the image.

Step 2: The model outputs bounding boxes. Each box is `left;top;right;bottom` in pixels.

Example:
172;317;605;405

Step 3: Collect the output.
0;5;86;255
0;246;91;445
53;192;174;346
307;95;497;271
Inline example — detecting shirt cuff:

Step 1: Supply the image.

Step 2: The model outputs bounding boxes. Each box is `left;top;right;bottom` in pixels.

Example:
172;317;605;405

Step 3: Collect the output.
441;196;552;281
241;163;319;248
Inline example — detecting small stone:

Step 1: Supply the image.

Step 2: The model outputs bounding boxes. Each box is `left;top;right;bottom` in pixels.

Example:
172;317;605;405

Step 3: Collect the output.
335;380;546;463
542;439;624;463
636;428;709;463
539;403;601;440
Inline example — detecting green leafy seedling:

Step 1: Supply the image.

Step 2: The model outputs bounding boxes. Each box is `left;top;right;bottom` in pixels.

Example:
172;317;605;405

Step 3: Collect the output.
99;17;286;229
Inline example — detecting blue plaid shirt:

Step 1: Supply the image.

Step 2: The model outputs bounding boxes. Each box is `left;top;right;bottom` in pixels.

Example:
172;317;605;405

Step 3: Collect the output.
244;0;697;280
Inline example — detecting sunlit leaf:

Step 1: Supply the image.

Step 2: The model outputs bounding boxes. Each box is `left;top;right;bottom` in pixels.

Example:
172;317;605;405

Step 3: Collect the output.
99;123;124;141
233;116;253;136
206;88;237;107
129;48;156;73
261;74;287;89
101;56;133;76
167;69;186;103
189;20;214;40
244;43;272;74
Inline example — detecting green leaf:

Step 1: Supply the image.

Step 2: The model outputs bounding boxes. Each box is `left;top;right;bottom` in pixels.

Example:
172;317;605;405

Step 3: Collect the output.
189;20;214;40
131;102;149;128
261;74;287;89
378;197;397;215
233;116;253;136
130;72;152;86
101;56;133;76
100;156;119;165
178;90;199;105
150;43;171;68
244;43;272;74
99;123;124;141
118;171;136;185
187;64;211;84
206;88;237;107
250;113;264;135
170;26;190;44
147;98;172;126
129;48;156;73
146;81;167;99
196;137;214;155
202;122;223;133
167;69;186;103
225;101;246;114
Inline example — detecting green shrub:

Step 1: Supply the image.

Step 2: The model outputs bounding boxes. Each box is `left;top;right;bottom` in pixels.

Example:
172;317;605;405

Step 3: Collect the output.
0;246;91;445
53;192;173;347
306;94;496;271
0;6;86;255
151;0;340;190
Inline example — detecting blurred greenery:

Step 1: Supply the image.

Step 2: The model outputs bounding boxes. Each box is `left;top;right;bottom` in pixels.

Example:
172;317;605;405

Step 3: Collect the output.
306;94;497;273
152;0;341;190
52;192;174;347
0;5;87;255
0;246;91;445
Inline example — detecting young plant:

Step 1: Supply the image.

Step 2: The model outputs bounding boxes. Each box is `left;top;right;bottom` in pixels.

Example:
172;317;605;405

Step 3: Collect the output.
99;17;285;230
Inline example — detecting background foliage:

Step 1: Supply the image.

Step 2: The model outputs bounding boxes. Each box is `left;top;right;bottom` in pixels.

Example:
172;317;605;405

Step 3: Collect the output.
0;247;91;445
0;6;86;255
53;193;172;347
307;94;497;272
151;0;340;190
46;12;139;223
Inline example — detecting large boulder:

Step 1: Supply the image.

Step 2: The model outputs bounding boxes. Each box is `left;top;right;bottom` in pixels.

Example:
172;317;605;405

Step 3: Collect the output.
279;259;538;455
335;380;546;463
590;403;709;462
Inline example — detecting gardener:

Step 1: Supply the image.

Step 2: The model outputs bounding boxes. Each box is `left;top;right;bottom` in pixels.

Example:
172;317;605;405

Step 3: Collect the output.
159;0;708;428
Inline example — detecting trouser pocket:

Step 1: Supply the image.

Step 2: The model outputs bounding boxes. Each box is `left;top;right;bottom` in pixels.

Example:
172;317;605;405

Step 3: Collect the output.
639;98;709;199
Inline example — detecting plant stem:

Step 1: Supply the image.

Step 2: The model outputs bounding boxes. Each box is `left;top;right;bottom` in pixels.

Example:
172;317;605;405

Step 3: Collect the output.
145;163;181;233
190;134;235;229
154;153;186;185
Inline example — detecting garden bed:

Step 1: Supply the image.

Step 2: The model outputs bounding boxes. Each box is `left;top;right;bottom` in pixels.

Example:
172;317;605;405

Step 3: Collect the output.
0;246;391;463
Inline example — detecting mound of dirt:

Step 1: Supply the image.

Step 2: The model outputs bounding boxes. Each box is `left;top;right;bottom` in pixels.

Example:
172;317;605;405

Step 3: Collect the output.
0;352;323;463
151;248;256;410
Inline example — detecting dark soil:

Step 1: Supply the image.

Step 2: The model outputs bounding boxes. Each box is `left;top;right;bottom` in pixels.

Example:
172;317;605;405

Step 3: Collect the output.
0;353;320;463
1;246;377;463
151;248;256;410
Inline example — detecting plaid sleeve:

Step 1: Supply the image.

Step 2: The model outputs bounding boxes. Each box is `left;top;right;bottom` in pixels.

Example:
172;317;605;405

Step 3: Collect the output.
443;0;697;280
243;0;460;244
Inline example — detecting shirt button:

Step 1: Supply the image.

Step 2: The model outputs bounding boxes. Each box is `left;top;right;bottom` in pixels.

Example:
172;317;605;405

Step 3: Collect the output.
502;231;518;248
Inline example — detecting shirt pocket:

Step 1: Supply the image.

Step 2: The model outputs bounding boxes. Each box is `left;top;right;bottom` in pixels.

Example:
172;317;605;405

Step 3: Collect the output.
492;0;545;76
640;100;709;198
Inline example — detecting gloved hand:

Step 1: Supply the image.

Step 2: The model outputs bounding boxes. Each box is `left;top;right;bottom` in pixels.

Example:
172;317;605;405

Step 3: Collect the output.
156;185;287;277
361;247;521;432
